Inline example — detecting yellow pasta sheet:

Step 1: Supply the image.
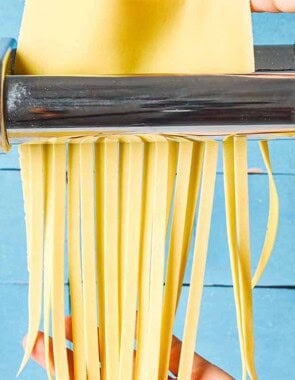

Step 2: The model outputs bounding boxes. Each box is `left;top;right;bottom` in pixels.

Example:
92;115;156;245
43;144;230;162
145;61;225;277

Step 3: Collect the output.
16;0;254;75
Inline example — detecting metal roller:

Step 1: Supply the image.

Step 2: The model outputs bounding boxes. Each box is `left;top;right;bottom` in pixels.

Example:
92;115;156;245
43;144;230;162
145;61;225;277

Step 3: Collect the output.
1;38;294;151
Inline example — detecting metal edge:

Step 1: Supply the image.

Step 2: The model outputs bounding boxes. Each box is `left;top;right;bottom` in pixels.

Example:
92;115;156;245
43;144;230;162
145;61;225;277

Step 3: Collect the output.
254;45;295;71
2;42;295;144
0;38;17;152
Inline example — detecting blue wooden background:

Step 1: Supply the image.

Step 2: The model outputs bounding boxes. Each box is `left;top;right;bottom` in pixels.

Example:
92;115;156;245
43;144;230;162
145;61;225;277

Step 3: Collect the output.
0;2;294;378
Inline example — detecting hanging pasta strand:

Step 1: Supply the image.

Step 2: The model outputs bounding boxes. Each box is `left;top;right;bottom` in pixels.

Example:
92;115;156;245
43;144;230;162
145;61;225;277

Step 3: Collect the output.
18;144;45;375
223;136;257;380
223;136;247;379
79;139;101;379
165;140;179;224
118;136;144;380
42;144;54;380
68;142;87;380
49;143;69;380
175;138;205;303
252;141;279;287
158;138;194;378
96;137;120;379
234;137;257;380
134;137;160;379
178;140;218;379
19;145;31;272
143;136;170;380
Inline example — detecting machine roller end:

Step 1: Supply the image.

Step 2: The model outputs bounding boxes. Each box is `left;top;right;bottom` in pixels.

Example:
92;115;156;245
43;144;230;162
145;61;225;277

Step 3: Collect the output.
0;38;16;152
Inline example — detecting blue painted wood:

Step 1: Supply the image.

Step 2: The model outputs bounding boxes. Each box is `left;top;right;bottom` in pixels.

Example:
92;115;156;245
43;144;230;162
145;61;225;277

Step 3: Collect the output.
0;0;24;40
174;287;295;380
0;146;20;169
0;171;27;282
252;13;295;45
247;140;295;175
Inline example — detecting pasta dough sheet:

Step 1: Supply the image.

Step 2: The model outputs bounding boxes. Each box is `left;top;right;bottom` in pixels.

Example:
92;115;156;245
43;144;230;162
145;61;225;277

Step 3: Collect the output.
16;0;254;75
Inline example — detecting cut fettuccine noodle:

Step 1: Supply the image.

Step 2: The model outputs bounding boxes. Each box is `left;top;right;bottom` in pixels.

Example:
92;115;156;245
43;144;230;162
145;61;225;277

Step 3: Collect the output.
18;145;45;375
252;141;279;288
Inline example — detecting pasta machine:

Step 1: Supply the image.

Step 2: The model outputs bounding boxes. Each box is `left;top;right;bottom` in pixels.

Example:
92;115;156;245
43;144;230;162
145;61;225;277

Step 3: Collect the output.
0;37;294;151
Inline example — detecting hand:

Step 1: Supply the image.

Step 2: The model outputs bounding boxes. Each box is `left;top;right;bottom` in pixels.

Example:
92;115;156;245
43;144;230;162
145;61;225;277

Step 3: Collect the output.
251;0;295;12
23;316;233;380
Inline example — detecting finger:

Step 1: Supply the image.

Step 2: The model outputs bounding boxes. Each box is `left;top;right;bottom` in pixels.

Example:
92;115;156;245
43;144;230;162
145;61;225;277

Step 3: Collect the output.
65;315;73;341
168;335;215;379
251;0;295;12
23;332;74;379
251;0;279;12
22;332;55;374
168;335;182;377
273;0;295;11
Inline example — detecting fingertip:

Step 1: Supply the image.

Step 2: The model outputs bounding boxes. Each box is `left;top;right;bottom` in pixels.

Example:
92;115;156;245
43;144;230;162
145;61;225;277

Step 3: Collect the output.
31;332;47;358
65;315;72;325
251;0;278;12
65;315;73;341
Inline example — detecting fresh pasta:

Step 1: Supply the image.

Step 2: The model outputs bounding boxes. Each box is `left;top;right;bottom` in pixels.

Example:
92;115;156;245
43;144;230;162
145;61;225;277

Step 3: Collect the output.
17;135;279;380
14;0;280;379
18;136;217;380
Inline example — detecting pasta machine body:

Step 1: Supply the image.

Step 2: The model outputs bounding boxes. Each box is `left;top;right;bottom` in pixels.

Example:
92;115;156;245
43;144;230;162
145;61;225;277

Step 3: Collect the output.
0;38;294;150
